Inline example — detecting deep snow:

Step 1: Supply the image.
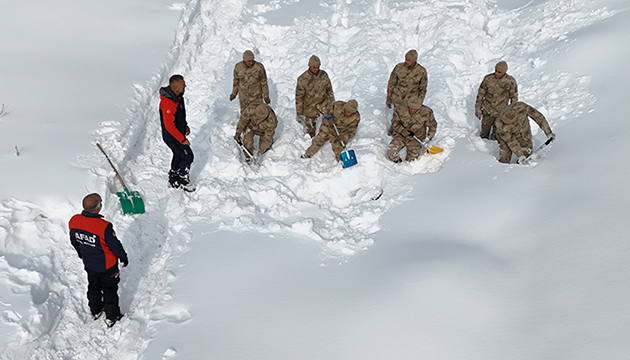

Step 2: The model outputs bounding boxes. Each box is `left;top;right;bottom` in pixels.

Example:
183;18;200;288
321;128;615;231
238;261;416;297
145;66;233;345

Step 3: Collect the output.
1;0;630;359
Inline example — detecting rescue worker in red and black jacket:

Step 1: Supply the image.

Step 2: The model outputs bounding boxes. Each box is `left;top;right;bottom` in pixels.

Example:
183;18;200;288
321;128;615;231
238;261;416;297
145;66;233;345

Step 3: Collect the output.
69;193;128;327
159;74;195;192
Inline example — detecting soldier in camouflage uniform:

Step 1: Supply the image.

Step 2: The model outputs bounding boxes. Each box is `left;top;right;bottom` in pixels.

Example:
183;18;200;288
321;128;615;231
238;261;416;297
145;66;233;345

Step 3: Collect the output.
234;102;278;162
230;50;270;112
302;100;360;161
295;55;335;138
387;96;437;163
495;101;555;164
386;49;428;109
475;61;518;139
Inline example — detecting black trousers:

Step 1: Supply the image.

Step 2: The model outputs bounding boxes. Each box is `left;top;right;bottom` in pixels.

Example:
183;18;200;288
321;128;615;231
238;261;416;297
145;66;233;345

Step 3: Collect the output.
166;141;194;175
86;266;121;320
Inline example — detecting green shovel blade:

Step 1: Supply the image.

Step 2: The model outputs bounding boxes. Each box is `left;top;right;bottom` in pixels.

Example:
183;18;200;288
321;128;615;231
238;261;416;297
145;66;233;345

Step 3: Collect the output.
116;188;145;214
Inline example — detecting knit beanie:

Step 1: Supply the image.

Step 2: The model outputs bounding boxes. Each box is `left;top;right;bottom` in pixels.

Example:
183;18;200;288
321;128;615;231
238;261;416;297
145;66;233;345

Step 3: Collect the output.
309;55;321;67
495;61;508;73
501;107;517;124
408;96;422;109
243;50;255;61
405;49;418;62
343;100;358;114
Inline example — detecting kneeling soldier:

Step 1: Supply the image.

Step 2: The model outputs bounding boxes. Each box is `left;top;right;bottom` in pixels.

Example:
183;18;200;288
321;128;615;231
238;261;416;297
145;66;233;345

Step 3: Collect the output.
234;103;278;162
303;100;360;161
496;101;555;164
387;96;437;163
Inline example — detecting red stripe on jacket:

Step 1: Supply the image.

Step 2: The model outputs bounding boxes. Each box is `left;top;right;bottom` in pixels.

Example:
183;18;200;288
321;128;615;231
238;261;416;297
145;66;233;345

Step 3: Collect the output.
160;95;186;143
69;215;120;271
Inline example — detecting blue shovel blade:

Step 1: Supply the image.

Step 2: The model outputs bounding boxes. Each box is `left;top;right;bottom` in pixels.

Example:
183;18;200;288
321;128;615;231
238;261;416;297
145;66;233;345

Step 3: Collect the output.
340;149;357;168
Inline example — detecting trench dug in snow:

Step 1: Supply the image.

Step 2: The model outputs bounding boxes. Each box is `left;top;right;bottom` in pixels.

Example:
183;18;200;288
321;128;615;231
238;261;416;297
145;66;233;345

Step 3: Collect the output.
0;0;613;358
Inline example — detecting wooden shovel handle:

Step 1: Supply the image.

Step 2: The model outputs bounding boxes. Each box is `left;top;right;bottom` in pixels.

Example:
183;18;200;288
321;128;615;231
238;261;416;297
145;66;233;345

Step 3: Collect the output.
96;143;127;189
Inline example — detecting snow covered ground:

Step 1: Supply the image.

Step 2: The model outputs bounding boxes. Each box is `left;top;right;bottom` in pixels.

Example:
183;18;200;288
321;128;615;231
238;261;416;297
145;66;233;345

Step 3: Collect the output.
1;0;629;359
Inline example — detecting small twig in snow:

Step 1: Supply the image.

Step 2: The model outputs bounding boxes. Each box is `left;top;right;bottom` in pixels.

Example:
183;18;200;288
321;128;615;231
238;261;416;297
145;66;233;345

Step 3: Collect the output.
15;146;20;156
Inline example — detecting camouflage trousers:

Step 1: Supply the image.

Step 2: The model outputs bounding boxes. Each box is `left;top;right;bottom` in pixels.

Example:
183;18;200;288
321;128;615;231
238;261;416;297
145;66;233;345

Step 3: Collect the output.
387;101;404;135
304;116;317;138
242;130;261;158
496;135;532;163
480;113;497;140
387;135;423;162
304;125;349;161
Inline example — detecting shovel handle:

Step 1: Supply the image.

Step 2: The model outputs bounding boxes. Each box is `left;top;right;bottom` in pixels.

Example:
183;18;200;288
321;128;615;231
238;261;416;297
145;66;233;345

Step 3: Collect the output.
234;138;255;160
332;124;348;150
96;143;127;189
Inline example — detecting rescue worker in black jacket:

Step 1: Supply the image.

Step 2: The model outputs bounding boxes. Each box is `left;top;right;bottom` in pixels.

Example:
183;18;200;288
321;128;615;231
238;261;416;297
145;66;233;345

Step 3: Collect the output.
159;74;195;191
69;193;128;327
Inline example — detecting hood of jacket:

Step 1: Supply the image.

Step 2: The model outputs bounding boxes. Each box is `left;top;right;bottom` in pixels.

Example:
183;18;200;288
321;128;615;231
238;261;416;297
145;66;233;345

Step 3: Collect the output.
160;86;182;102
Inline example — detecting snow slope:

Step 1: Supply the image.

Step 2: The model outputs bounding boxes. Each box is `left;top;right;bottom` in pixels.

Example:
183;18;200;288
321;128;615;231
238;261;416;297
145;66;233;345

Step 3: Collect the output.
1;0;629;359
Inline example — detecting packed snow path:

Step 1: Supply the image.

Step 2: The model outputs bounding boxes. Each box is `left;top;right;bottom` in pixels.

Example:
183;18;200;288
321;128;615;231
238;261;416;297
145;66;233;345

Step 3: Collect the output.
0;0;615;358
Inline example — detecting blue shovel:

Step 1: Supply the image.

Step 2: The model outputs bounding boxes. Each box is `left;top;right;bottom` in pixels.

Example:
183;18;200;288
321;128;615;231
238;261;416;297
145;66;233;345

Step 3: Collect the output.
333;124;357;168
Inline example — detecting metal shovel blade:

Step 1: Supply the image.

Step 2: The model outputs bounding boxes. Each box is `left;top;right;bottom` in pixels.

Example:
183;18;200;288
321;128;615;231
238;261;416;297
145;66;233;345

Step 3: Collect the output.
116;188;145;214
340;149;358;168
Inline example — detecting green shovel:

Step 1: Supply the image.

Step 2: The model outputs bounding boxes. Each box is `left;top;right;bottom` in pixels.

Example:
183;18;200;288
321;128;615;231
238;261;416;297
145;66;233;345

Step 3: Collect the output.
96;143;145;215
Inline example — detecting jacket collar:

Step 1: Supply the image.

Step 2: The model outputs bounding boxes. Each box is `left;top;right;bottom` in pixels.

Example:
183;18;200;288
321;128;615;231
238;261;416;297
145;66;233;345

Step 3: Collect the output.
160;86;182;102
81;210;103;219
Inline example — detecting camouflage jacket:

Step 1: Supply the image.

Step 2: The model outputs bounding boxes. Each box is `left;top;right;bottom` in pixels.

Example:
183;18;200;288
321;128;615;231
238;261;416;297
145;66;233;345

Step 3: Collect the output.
232;61;269;100
496;102;552;157
322;101;360;139
235;103;278;153
387;62;427;106
392;103;437;141
475;73;518;116
295;69;335;118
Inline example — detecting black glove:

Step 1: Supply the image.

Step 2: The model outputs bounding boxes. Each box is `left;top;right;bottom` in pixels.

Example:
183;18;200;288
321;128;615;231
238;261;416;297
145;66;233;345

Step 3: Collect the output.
121;258;129;267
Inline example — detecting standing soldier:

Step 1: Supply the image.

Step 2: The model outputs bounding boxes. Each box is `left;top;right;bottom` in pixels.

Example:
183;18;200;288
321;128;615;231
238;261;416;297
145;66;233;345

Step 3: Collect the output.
295;55;335;137
475;60;518;139
234;102;278;163
495;101;555;164
69;193;128;327
159;74;195;192
302;100;360;161
230;50;270;112
386;49;428;109
387;96;437;163
386;49;428;134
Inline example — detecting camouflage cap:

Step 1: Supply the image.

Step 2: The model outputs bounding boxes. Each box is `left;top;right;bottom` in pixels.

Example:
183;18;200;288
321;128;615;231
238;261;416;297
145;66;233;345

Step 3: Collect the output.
243;50;255;61
309;55;321;67
405;49;418;62
255;104;269;118
495;61;508;73
343;100;358;114
407;96;422;109
501;107;517;124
